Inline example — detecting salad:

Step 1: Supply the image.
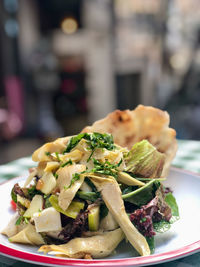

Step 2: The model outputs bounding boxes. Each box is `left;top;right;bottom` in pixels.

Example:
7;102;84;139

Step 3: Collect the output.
2;132;179;259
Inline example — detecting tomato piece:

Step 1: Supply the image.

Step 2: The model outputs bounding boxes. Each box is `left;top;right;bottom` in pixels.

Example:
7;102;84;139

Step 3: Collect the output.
11;200;17;210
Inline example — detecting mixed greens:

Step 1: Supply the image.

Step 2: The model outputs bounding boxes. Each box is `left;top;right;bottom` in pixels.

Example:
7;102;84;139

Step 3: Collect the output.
3;132;179;259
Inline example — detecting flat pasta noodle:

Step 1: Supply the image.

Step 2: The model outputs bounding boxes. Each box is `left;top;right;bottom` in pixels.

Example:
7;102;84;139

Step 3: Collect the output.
38;228;124;258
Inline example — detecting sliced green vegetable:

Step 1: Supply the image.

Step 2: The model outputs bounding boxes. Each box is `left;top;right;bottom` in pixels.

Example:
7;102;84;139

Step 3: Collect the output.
122;180;160;206
49;195;84;219
88;205;100;231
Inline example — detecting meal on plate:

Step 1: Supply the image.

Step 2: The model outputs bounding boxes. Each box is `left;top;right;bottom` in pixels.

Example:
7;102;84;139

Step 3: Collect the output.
1;105;179;259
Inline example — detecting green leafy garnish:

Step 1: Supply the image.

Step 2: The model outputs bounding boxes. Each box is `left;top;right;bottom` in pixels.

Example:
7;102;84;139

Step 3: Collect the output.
64;133;86;153
53;173;58;179
45;152;51;156
15;216;23;225
64;133;115;161
27;185;42;199
55;152;61;162
64;173;80;189
88;158;122;178
61;159;73;168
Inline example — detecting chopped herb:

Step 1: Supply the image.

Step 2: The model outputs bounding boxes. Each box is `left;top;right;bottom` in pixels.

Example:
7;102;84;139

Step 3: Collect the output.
45;196;52;208
15;216;23;225
85;133;116;162
64;173;80;189
27;185;42;199
55;152;61;162
64;133;86;153
53;173;58;179
140;217;147;223
64;133;115;159
61;159;73;168
87;150;95;162
87;158;122;178
45;152;51;156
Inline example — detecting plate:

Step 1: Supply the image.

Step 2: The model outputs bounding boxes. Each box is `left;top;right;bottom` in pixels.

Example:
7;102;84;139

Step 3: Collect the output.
0;167;200;267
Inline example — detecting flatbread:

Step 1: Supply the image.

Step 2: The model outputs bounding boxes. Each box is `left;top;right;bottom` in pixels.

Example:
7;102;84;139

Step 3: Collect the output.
81;105;177;177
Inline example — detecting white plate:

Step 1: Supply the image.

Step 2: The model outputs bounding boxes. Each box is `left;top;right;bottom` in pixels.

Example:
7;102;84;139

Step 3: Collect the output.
0;167;200;267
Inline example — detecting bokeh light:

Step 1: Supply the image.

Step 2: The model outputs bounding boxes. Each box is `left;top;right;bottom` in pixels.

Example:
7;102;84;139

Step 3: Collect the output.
61;17;78;34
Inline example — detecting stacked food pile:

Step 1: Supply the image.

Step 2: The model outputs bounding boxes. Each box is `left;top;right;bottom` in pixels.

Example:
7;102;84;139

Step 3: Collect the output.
2;105;179;259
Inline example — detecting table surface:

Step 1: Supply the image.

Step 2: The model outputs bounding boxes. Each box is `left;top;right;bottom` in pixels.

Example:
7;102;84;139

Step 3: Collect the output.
0;139;200;267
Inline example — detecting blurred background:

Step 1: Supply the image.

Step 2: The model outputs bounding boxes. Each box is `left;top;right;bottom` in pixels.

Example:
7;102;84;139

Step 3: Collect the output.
0;0;200;164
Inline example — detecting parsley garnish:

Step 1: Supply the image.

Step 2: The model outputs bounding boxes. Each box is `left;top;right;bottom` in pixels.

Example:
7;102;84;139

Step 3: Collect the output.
45;152;51;156
64;133;115;162
64;133;86;153
55;152;61;162
53;173;58;179
15;216;23;225
61;159;73;168
89;158;122;178
64;173;80;189
27;185;42;199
